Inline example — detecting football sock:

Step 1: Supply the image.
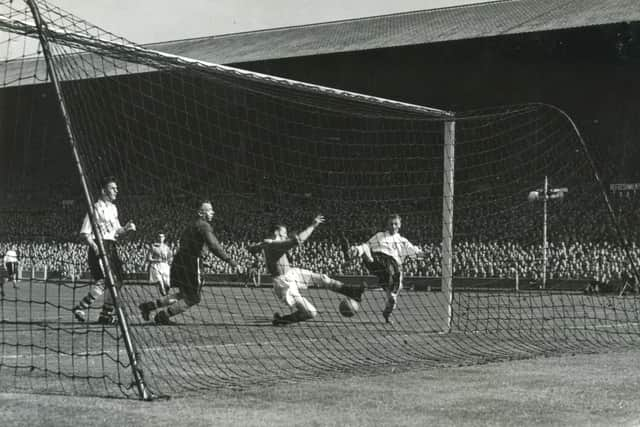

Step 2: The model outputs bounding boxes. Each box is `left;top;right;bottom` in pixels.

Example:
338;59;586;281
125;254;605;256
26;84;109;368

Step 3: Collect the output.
100;303;115;316
76;280;105;309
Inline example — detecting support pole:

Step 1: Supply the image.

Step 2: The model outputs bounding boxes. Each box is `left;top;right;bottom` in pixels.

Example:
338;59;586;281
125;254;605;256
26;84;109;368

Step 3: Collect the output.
25;0;153;400
442;120;455;332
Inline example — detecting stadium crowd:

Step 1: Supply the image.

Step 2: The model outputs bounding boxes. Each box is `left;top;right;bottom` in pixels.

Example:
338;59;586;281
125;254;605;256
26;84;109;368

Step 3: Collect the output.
1;187;639;284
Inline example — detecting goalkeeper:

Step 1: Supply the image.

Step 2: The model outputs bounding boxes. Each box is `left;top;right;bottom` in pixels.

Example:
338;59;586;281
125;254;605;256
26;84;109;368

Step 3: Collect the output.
249;215;365;326
346;213;424;324
139;200;242;325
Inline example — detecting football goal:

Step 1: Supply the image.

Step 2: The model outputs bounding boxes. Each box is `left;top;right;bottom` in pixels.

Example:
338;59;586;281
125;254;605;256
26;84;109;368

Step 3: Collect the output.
0;0;639;399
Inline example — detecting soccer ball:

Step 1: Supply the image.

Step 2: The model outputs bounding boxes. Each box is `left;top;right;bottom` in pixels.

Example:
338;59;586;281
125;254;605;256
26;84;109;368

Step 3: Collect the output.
338;298;359;317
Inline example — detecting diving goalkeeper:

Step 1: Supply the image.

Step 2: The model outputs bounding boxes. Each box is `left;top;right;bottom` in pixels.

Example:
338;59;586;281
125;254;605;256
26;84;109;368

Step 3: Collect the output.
139;200;243;325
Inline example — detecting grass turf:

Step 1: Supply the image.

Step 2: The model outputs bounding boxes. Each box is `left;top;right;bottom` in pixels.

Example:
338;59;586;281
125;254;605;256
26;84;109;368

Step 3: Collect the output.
2;347;640;426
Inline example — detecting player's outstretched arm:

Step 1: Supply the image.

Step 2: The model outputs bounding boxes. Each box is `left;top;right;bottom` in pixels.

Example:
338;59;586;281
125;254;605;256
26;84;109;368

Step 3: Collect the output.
296;215;325;243
247;242;264;255
202;226;238;269
402;238;425;260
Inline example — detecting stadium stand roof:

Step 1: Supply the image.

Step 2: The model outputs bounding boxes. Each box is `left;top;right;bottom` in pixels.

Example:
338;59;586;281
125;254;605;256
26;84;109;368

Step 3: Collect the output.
148;0;640;65
0;0;638;87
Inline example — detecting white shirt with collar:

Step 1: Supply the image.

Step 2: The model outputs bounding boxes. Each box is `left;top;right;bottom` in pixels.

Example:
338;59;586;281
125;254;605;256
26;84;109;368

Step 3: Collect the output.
79;199;121;241
355;231;422;266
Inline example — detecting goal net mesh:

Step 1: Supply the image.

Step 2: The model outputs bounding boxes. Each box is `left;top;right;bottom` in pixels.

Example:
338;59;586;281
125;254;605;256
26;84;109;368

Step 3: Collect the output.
1;0;639;398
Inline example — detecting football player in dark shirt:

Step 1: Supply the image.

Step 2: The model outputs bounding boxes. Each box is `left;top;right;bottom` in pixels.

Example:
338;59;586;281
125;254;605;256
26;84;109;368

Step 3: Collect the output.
139;200;243;325
249;214;365;325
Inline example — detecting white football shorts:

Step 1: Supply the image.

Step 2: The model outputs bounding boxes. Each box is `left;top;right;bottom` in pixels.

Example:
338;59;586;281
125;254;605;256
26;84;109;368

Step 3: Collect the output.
149;262;171;287
272;268;325;307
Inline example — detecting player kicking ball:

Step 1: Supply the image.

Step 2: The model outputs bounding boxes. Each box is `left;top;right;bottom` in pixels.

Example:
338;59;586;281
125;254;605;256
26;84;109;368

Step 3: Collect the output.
344;213;425;324
249;215;365;326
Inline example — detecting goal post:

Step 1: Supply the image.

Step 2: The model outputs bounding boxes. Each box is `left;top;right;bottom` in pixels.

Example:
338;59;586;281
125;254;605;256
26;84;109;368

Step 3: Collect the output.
442;120;455;332
9;1;457;335
1;0;458;398
24;0;153;400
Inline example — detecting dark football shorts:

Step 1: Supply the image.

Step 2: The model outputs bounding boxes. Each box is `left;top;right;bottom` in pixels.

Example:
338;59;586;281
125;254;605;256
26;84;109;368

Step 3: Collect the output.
87;240;123;283
5;262;18;277
363;252;402;292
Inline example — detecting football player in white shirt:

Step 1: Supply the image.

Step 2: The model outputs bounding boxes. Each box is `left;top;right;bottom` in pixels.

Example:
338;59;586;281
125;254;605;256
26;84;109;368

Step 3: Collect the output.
72;176;136;324
347;213;424;324
3;246;19;290
146;232;173;296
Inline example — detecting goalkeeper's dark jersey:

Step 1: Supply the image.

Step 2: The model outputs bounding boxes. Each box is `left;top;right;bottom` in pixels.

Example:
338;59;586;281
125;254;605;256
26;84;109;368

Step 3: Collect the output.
173;218;236;268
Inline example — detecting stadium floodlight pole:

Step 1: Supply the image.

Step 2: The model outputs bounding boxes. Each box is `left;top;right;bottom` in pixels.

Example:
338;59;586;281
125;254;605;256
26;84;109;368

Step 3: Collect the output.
24;0;153;401
541;104;640;296
441;120;455;333
527;176;567;289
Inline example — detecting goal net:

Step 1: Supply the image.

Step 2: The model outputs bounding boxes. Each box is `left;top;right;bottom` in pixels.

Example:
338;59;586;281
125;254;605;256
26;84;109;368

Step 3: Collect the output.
1;0;639;399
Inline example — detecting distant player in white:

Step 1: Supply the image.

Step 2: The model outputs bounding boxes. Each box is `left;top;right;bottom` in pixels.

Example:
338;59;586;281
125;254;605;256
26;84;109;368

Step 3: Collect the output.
249;215;365;325
246;250;262;288
3;247;18;288
147;232;172;296
347;213;424;324
72;176;136;324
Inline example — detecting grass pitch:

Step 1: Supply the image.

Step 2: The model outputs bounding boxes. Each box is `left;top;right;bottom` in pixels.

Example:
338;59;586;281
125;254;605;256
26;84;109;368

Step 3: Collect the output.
3;278;640;402
2;347;640;426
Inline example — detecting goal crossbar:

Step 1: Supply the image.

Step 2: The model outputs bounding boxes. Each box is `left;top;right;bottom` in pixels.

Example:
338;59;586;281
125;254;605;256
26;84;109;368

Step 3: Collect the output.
0;15;454;119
